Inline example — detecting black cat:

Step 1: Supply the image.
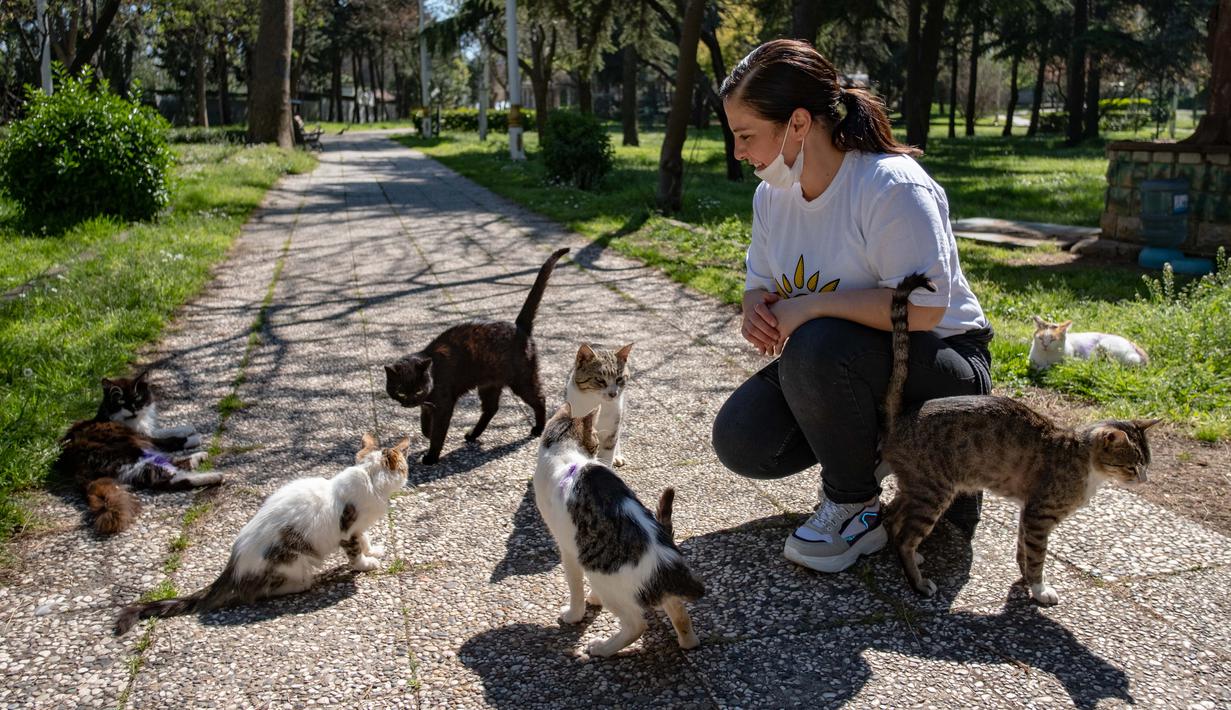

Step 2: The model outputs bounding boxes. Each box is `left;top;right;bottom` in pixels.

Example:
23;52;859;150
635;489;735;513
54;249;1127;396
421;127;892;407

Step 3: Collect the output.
385;247;570;464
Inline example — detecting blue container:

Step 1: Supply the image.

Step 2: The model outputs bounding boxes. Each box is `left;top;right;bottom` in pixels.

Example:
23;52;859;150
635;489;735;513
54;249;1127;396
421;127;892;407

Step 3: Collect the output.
1139;178;1189;249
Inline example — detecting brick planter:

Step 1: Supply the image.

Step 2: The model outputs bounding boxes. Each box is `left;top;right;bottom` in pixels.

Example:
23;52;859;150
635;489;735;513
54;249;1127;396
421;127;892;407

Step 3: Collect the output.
1102;141;1231;256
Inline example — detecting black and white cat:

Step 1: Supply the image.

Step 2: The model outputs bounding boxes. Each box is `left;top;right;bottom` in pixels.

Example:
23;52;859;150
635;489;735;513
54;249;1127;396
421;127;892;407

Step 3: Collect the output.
534;402;704;657
115;434;410;634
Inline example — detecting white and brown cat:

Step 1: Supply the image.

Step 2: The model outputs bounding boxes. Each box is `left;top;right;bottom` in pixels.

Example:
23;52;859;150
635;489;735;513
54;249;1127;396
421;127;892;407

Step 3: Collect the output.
534;402;703;657
1029;316;1148;370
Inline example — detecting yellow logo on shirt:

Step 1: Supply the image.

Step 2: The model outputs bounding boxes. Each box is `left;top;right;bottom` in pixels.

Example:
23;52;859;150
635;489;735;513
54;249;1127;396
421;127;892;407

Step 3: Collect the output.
776;255;839;299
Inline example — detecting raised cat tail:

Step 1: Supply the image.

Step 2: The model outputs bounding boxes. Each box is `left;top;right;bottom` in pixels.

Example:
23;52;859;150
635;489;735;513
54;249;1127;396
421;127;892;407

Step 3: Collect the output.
884;273;936;438
113;560;240;635
514;247;570;335
85;478;141;534
656;487;676;540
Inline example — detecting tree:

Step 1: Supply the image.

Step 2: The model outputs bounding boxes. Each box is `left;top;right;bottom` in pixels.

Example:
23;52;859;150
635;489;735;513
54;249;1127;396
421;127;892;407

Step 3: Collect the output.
964;3;983;136
1184;0;1230;143
1064;0;1087;145
904;0;949;149
656;0;707;213
249;0;295;147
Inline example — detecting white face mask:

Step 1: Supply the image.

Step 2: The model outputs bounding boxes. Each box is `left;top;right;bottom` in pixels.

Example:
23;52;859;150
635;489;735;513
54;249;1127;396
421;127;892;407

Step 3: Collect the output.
754;123;805;189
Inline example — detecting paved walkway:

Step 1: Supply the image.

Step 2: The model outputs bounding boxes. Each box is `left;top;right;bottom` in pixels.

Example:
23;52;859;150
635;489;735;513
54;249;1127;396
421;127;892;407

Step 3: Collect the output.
3;133;1230;709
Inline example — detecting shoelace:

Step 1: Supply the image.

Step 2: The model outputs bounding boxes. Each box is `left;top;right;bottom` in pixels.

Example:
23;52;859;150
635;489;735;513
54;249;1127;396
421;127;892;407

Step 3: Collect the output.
802;500;853;537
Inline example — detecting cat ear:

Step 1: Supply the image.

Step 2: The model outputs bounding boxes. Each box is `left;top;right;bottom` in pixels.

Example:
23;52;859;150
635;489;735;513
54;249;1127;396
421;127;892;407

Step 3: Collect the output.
553;401;573;420
416;358;433;374
615;343;634;362
392;436;411;453
384;364;397;378
576;343;596;365
357;433;379;462
1100;427;1128;446
1133;418;1161;431
579;407;598;432
133;369;149;383
1032;316;1047;329
1059;320;1073;332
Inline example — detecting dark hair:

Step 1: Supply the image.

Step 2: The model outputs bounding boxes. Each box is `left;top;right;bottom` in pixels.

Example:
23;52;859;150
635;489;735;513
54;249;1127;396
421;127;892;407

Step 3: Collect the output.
719;39;921;157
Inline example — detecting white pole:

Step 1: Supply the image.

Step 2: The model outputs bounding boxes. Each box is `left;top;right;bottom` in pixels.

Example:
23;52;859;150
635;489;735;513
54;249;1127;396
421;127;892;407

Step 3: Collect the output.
479;43;489;141
37;0;52;95
505;0;525;160
418;0;433;138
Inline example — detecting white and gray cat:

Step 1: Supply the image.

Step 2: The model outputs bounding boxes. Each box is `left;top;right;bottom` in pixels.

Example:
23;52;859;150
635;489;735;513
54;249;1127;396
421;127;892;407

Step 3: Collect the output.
534;402;704;657
1029;316;1148;370
114;434;410;635
565;343;632;467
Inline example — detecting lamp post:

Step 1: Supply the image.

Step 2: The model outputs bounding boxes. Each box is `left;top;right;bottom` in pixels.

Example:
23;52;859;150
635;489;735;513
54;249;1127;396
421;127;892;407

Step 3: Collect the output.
419;0;433;138
37;0;52;95
505;0;525;160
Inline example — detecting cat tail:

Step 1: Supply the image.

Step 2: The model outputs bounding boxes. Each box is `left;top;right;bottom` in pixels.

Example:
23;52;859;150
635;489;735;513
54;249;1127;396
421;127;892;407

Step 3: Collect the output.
514;247;570;335
885;273;936;438
113;560;240;635
85;478;141;534
656;487;676;541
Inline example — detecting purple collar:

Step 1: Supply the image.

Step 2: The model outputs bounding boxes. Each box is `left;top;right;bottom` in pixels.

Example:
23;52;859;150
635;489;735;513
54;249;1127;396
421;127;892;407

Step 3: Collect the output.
558;464;579;495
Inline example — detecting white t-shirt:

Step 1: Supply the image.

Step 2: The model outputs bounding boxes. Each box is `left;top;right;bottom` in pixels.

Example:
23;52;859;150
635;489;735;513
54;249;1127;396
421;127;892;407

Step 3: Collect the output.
745;150;987;339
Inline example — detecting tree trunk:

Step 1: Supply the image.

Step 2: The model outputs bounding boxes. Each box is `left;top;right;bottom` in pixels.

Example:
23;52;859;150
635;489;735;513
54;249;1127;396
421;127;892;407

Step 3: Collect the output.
692;80;709;128
194;38;209;128
68;0;121;74
702;30;742;181
622;45;639;146
791;0;823;44
1003;54;1019;136
352;51;363;123
578;75;593;113
368;45;379;120
217;36;232;125
905;0;949;150
249;0;295;147
1184;0;1230;144
948;19;959;138
964;9;980;136
656;0;706;213
377;44;387;120
1064;0;1087;145
1082;0;1104;139
331;50;343;122
1028;52;1046;136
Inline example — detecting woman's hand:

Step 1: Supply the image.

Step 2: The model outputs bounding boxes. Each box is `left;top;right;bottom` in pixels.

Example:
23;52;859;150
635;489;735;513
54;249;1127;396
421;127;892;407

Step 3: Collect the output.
741;289;781;355
769;293;820;349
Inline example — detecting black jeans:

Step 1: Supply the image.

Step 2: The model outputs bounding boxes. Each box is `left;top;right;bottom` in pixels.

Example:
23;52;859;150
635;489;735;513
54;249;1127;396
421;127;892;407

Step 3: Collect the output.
712;318;993;530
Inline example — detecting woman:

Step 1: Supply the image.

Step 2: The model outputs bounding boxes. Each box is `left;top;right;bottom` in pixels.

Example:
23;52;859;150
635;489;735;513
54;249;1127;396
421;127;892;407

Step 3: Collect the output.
711;39;993;574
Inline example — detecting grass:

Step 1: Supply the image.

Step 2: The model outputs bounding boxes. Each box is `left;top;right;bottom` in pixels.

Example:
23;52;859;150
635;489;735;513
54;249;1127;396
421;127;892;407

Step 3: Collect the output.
0;142;316;541
396;115;1228;441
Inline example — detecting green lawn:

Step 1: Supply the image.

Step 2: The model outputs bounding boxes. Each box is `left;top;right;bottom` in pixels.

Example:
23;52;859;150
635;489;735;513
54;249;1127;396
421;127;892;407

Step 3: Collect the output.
0;143;316;540
396;118;1228;442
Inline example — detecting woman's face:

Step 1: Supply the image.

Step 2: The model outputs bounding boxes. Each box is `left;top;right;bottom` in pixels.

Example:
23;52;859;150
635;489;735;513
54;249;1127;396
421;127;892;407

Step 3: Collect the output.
724;98;805;171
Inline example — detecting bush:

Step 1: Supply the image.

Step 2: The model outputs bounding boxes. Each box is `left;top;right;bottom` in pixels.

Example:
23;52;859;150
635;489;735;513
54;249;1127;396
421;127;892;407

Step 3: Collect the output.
0;69;174;223
541;111;613;190
438;107;537;133
1099;97;1151;132
1037;111;1068;134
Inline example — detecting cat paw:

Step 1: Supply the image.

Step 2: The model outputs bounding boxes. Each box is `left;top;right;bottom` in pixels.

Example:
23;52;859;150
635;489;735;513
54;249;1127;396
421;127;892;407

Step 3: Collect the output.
420;452;439;465
185;433;203;450
193;471;224;487
1030;583;1060;606
367;544;385;559
675;630;700;650
559;605;585;624
585;591;602;607
351;555;380;572
464;431;480;443
585;638;625;658
612;455;627;467
914;578;938;598
187;451;208;469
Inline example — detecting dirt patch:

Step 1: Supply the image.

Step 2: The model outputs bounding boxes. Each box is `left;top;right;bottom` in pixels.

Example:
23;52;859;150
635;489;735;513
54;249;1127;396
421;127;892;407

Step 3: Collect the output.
1007;386;1231;538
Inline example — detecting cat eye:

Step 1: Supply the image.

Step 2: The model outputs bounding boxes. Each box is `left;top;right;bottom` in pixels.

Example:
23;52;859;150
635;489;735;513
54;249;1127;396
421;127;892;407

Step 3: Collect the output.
616;377;625;386
597;379;607;387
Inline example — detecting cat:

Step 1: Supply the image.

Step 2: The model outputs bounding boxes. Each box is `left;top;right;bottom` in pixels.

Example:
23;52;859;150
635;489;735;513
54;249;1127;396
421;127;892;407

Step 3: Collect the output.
54;371;220;534
385;247;570;464
565;343;633;467
534;401;704;657
1029;316;1148;370
882;274;1157;605
114;433;410;635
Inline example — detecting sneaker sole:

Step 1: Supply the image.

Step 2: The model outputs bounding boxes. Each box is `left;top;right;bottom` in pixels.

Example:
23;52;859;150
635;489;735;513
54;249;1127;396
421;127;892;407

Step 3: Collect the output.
782;525;888;573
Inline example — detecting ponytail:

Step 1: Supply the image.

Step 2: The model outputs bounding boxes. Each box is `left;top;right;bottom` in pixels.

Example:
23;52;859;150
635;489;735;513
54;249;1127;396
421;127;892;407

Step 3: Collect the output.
833;89;920;157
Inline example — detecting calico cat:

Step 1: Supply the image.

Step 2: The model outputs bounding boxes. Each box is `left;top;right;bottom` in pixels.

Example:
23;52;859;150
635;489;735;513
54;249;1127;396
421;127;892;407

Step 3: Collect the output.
565;343;633;467
883;275;1157;605
114;433;410;635
534;402;704;657
385;247;570;464
54;371;220;534
1029;316;1148;370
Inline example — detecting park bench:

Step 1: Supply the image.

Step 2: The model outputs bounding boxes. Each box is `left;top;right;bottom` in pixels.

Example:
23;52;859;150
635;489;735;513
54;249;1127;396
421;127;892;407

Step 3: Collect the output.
293;115;323;151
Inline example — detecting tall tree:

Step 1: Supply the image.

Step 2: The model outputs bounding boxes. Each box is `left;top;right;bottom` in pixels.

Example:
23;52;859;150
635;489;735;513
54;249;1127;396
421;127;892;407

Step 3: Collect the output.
1081;0;1106;139
964;4;982;136
1184;0;1230;144
622;44;640;145
905;0;949;149
249;0;295;147
1064;0;1087;145
656;0;707;213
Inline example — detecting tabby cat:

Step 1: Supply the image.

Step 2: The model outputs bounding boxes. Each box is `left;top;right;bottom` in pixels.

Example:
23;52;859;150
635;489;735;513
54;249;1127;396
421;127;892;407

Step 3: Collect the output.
115;434;409;635
385;247;569;464
565;343;633;467
883;275;1157;605
535;402;704;657
54;371;220;534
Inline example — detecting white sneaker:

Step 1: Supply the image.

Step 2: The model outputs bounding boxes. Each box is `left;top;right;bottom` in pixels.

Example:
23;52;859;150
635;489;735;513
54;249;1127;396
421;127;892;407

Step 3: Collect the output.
783;494;886;573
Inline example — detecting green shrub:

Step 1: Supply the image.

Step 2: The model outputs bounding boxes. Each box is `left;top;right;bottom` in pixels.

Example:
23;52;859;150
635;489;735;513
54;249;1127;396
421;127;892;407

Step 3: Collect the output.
438;107;536;133
0;69;174;223
168;126;248;144
1037;111;1069;134
541;111;613;190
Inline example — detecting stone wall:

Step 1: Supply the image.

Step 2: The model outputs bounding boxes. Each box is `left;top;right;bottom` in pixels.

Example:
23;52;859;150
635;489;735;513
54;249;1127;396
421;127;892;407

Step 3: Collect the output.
1101;141;1231;256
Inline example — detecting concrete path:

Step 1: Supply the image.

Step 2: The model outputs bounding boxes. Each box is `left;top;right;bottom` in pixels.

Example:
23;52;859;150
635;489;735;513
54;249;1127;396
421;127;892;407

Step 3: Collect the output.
3;132;1229;709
